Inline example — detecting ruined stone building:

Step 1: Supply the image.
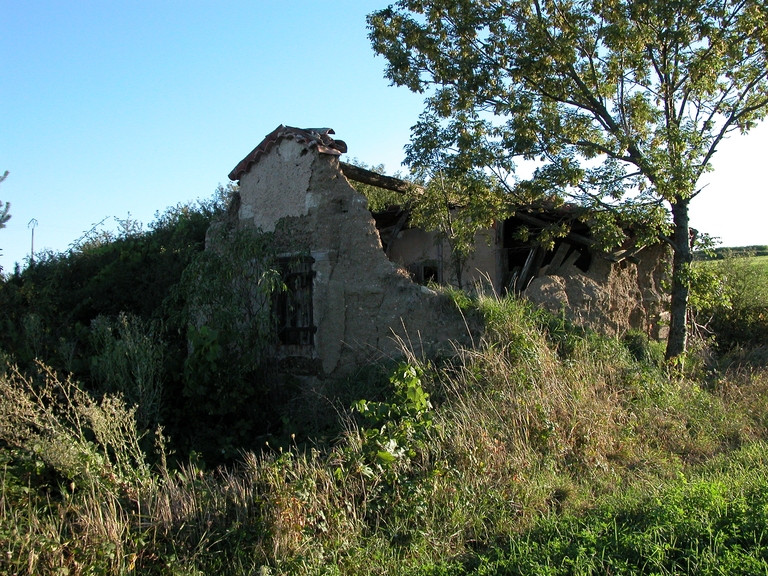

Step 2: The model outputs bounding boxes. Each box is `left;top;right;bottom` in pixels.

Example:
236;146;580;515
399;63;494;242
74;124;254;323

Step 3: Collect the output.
220;125;669;377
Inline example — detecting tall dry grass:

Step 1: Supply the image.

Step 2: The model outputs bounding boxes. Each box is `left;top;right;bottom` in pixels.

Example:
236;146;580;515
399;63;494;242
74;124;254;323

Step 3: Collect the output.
2;294;768;574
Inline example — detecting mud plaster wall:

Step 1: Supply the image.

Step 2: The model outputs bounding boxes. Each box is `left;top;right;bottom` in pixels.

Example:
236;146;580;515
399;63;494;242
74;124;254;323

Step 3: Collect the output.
524;243;670;338
388;227;499;290
236;139;471;377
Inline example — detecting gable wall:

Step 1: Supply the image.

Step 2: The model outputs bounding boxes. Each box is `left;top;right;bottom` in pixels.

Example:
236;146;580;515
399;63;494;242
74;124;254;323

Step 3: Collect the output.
236;139;471;377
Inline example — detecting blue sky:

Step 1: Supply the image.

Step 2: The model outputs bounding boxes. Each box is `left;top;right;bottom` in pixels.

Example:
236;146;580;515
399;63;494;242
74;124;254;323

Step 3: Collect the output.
1;1;767;270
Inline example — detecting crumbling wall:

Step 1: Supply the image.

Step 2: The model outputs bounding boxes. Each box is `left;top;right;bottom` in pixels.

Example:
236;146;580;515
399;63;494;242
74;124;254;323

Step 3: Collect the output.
524;243;670;338
223;129;671;382
236;138;471;377
386;226;500;290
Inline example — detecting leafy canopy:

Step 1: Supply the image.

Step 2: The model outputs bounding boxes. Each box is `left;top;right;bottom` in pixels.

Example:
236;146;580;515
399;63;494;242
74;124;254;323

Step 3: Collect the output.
370;0;768;358
369;0;768;242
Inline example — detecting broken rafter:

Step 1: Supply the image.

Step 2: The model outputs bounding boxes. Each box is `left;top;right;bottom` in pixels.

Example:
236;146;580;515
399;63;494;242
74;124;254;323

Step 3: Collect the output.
514;211;644;263
385;210;410;257
604;247;643;264
342;166;647;265
339;162;416;194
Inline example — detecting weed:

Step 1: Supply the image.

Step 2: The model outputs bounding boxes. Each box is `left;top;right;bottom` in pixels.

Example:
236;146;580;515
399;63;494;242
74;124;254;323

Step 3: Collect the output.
2;293;768;574
90;312;164;431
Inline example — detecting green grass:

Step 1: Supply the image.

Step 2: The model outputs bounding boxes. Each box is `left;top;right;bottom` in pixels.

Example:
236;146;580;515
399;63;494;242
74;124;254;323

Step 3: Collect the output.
3;294;768;575
703;254;768;274
691;252;768;353
750;254;768;275
418;446;768;575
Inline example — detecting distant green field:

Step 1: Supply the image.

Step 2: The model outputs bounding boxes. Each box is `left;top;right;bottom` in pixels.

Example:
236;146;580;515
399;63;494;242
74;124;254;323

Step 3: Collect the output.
752;255;768;275
696;254;768;275
694;245;768;260
694;247;768;276
720;245;768;257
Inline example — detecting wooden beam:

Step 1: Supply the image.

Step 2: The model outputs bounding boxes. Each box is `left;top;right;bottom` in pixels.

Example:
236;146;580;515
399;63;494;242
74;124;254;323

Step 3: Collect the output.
342;171;649;265
339;162;416;194
541;241;571;275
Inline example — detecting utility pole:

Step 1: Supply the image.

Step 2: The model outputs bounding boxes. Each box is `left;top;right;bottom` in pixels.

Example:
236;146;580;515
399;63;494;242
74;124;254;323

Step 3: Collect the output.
28;218;37;266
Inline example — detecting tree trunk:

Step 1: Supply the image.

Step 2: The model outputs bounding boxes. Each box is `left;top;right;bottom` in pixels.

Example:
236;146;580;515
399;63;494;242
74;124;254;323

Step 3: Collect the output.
665;197;692;359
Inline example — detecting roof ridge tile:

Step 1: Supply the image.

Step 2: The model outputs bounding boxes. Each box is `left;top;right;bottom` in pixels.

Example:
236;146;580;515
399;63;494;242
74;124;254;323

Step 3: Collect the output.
229;125;348;181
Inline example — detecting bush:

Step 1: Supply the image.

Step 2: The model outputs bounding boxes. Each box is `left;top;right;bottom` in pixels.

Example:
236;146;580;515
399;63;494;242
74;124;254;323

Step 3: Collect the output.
0;362;151;488
0;193;225;376
2;295;768;575
90;313;164;431
694;255;768;353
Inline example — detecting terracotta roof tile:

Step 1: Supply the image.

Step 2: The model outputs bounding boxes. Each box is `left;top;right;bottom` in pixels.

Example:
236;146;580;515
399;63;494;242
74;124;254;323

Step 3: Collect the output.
228;125;348;181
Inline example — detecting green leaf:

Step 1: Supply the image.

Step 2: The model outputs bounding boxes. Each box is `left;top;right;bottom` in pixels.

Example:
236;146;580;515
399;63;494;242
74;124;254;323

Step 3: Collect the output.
376;450;397;464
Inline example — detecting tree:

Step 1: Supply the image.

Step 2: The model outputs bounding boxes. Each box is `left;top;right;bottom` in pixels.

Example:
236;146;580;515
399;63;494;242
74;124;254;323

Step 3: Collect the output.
0;171;10;272
0;171;9;230
368;0;768;359
405;140;505;288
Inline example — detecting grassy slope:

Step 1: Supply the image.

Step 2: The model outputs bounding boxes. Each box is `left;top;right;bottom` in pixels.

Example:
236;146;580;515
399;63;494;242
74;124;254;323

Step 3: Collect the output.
2;295;768;575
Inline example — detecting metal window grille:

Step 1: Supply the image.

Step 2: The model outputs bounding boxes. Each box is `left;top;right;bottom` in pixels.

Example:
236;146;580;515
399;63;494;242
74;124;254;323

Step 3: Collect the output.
276;256;316;346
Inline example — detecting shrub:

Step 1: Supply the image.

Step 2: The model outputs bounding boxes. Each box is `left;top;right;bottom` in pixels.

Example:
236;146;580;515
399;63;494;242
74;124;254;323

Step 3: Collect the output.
173;225;285;461
0;362;150;488
2;295;768;575
694;254;768;353
90;313;164;431
0;192;225;376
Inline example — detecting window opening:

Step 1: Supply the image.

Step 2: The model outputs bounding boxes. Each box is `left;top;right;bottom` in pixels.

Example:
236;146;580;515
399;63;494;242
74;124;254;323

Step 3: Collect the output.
406;259;441;285
276;255;316;346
